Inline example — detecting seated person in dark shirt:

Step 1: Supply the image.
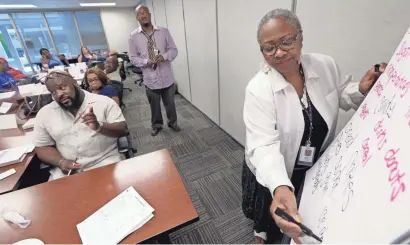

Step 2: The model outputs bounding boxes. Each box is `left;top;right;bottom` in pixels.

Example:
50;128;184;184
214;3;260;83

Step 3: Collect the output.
85;68;119;105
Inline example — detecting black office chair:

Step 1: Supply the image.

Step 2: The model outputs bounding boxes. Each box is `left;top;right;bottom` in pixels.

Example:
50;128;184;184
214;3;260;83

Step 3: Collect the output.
110;80;125;108
119;52;143;86
117;133;137;159
118;60;132;92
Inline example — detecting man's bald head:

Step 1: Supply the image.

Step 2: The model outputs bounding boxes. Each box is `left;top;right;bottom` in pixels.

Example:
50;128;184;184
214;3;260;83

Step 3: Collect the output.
135;5;151;26
135;5;149;14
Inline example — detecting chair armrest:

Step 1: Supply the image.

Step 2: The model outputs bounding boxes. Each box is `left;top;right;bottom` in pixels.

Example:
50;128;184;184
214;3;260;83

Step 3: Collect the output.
117;135;130;153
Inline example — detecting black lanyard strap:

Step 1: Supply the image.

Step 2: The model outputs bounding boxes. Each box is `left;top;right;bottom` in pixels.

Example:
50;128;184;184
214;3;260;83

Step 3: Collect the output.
299;65;313;146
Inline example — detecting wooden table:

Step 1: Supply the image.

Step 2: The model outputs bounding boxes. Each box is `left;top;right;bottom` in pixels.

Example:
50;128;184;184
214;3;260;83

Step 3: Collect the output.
0;98;36;194
0;132;35;195
0;149;199;244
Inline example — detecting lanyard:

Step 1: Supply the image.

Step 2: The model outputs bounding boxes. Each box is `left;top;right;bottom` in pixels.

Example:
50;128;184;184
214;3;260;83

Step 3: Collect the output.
299;66;313;146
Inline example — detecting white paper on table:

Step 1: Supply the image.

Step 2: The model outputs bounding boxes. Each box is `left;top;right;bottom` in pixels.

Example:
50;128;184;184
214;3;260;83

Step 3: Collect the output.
76;187;155;245
22;118;36;129
0;102;12;114
53;66;65;71
0;91;16;100
0;144;34;168
0;114;17;129
76;62;87;70
18;84;49;97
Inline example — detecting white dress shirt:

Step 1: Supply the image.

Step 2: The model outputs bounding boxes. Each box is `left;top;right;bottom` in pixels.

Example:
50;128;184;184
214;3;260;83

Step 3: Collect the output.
244;53;365;196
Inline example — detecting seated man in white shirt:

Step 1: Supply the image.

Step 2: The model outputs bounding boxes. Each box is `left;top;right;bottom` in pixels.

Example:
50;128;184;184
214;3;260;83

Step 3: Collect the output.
104;56;122;82
34;70;128;180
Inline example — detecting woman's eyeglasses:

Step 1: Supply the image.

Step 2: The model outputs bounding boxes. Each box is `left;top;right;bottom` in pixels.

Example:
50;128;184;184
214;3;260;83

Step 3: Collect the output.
260;32;301;56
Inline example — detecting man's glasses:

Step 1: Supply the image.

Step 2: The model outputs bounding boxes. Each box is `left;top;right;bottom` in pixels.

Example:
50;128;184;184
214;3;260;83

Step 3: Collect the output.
260;32;301;56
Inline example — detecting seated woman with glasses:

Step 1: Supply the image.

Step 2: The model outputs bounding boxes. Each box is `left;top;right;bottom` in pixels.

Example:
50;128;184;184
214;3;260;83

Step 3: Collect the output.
40;48;64;70
242;9;386;244
85;68;119;105
78;46;98;64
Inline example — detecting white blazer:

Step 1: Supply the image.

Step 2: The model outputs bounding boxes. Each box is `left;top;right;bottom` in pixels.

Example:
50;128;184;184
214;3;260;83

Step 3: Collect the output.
244;53;365;196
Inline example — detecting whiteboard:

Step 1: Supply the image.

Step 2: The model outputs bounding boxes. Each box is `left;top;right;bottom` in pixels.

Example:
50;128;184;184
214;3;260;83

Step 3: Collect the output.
217;0;292;145
298;28;410;243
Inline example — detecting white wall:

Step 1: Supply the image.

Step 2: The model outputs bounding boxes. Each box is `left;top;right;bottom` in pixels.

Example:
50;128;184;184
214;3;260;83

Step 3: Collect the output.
100;7;139;53
144;0;156;25
183;0;219;123
164;0;191;101
217;0;292;145
297;0;410;134
152;0;167;28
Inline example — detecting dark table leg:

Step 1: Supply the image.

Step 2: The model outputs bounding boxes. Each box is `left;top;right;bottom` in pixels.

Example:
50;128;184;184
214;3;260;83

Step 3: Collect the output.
155;232;171;244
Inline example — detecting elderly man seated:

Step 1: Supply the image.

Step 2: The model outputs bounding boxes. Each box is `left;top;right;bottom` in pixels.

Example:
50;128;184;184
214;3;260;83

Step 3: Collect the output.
33;70;128;180
104;56;122;82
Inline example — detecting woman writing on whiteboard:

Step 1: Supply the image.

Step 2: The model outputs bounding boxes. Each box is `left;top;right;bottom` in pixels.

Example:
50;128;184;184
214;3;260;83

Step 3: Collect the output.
242;9;386;243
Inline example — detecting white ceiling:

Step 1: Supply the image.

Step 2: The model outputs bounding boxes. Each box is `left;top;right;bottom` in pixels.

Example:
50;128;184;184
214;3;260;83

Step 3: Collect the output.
0;0;141;10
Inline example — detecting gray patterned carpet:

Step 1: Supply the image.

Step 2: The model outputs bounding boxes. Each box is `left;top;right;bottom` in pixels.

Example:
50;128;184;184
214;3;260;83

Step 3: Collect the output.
121;76;254;244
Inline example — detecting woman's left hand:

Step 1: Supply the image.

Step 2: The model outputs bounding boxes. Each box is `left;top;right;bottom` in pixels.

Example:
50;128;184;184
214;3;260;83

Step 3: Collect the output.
359;63;387;95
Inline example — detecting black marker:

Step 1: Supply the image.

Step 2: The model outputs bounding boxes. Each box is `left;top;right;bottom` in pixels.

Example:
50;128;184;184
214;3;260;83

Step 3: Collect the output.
375;64;380;73
275;207;323;243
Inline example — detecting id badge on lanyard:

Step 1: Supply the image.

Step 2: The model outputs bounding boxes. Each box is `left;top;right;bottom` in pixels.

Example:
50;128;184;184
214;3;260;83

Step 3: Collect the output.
298;144;316;166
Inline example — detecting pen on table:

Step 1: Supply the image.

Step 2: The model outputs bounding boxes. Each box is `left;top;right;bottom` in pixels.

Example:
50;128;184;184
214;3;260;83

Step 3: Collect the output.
275;207;323;243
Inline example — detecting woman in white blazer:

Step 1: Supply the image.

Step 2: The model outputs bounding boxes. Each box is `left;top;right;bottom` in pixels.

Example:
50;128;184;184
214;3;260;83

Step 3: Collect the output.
242;9;386;243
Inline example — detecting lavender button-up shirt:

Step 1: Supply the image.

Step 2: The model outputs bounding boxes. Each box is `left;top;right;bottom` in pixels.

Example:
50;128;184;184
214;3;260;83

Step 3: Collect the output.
128;26;178;90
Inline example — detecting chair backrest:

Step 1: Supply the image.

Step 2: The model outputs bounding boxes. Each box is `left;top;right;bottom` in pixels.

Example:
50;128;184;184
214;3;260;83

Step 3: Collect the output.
110;80;124;106
129;65;142;75
119;61;126;81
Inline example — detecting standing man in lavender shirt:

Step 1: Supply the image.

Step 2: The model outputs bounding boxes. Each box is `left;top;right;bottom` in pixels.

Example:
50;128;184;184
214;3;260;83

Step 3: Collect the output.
129;5;180;136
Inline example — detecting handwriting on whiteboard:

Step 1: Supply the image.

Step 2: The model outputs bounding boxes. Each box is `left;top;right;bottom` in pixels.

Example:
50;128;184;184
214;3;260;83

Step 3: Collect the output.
317;206;328;241
385;64;410;98
384;148;406;202
374;94;396;118
396;41;410;62
361;137;372;166
360;103;369;119
374;119;388;150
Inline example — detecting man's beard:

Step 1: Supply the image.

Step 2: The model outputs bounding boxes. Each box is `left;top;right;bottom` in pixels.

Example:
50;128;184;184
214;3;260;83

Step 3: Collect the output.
142;22;151;28
57;87;81;110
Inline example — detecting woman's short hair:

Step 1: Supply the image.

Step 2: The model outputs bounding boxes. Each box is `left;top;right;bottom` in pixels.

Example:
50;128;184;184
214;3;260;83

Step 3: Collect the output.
257;9;302;43
85;67;110;85
39;48;49;55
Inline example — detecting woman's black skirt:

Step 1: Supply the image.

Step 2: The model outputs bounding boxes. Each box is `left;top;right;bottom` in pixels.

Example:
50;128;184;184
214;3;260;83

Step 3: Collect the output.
241;161;306;243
